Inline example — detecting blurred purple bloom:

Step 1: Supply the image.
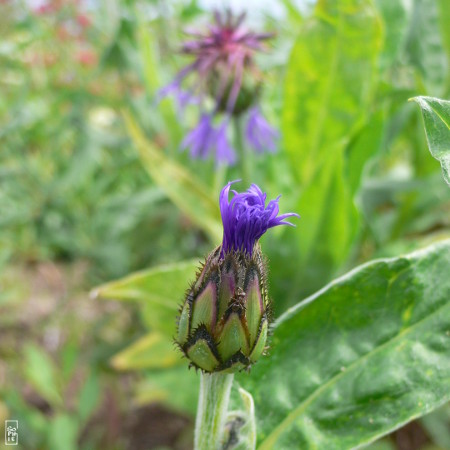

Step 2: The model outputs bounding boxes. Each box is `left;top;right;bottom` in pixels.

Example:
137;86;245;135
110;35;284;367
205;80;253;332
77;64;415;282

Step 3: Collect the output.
159;10;277;166
245;107;279;153
182;116;237;165
181;114;216;159
219;181;299;257
215;124;237;166
157;80;198;115
177;10;271;118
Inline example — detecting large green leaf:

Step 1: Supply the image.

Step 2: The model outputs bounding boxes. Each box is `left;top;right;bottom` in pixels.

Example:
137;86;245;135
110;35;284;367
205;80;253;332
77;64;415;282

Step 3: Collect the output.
93;259;199;335
111;331;181;370
237;240;450;449
135;17;183;148
345;108;385;195
124;111;222;242
406;0;448;94
23;344;62;407
374;0;410;68
282;0;382;293
134;366;200;415
295;150;359;293
283;0;382;184
438;0;450;70
47;414;78;450
411;96;450;186
77;372;100;425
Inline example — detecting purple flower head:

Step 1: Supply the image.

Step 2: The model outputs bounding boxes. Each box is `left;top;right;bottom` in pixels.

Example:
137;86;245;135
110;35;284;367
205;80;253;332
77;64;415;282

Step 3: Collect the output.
245;107;279;153
219;181;299;257
179;10;272;118
159;10;278;166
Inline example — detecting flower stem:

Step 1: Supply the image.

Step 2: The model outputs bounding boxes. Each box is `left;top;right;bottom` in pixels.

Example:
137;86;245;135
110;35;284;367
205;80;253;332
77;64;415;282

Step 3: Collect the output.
214;163;227;196
195;372;234;450
234;117;250;185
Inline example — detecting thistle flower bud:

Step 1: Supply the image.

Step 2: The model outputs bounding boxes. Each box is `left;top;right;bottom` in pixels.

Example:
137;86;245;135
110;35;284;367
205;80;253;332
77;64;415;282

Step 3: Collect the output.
176;181;299;373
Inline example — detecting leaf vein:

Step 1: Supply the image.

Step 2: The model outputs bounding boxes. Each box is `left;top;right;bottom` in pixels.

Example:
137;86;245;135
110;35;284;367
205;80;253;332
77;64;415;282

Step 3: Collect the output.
258;299;450;449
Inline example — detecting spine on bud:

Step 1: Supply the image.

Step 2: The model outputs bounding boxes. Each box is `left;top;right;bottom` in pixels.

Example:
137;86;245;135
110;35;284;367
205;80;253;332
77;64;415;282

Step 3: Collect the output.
176;245;270;373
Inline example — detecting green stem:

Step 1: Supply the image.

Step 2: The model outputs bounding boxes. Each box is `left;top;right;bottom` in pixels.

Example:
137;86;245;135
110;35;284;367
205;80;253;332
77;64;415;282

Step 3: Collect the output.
213;163;227;195
234;117;250;185
194;372;234;450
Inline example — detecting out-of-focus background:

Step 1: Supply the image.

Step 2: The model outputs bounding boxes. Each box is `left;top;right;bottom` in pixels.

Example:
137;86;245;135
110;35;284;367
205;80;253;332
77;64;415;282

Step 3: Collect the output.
0;0;449;449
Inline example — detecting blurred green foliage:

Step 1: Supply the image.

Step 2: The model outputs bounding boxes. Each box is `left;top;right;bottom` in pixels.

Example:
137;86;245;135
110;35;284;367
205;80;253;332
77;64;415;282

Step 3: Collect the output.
0;0;211;282
1;0;449;449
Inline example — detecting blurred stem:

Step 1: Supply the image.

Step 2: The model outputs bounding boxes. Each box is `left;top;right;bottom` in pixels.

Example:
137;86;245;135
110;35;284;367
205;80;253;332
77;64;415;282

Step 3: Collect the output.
214;164;227;196
195;372;234;450
234;117;250;185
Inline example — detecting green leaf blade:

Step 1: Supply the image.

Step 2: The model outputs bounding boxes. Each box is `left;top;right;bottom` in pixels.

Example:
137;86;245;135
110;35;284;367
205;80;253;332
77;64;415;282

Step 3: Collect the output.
282;0;382;183
123;110;222;242
411;96;450;186
93;259;199;335
23;344;62;408
236;240;450;449
111;331;180;370
281;0;382;292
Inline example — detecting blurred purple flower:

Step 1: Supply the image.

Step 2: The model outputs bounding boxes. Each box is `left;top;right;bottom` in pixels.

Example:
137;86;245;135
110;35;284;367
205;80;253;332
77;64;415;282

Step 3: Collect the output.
177;11;271;116
245;107;279;153
181;116;236;166
160;10;278;165
215;123;236;166
181;114;216;159
219;181;299;257
157;80;199;116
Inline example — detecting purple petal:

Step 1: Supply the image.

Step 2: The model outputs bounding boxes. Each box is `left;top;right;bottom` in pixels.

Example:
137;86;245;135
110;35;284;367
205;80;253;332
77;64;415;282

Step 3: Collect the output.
214;124;237;166
158;10;274;125
156;63;199;114
182;117;237;166
181;114;216;159
245;107;279;154
156;79;181;101
219;181;299;257
157;81;199;117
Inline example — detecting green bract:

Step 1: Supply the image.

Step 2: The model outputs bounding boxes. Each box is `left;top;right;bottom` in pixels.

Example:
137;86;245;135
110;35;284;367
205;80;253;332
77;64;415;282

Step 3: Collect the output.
176;245;270;373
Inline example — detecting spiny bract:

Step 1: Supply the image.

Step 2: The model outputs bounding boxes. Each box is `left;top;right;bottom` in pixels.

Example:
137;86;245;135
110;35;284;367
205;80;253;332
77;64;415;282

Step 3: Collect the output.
175;181;299;373
176;245;270;373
